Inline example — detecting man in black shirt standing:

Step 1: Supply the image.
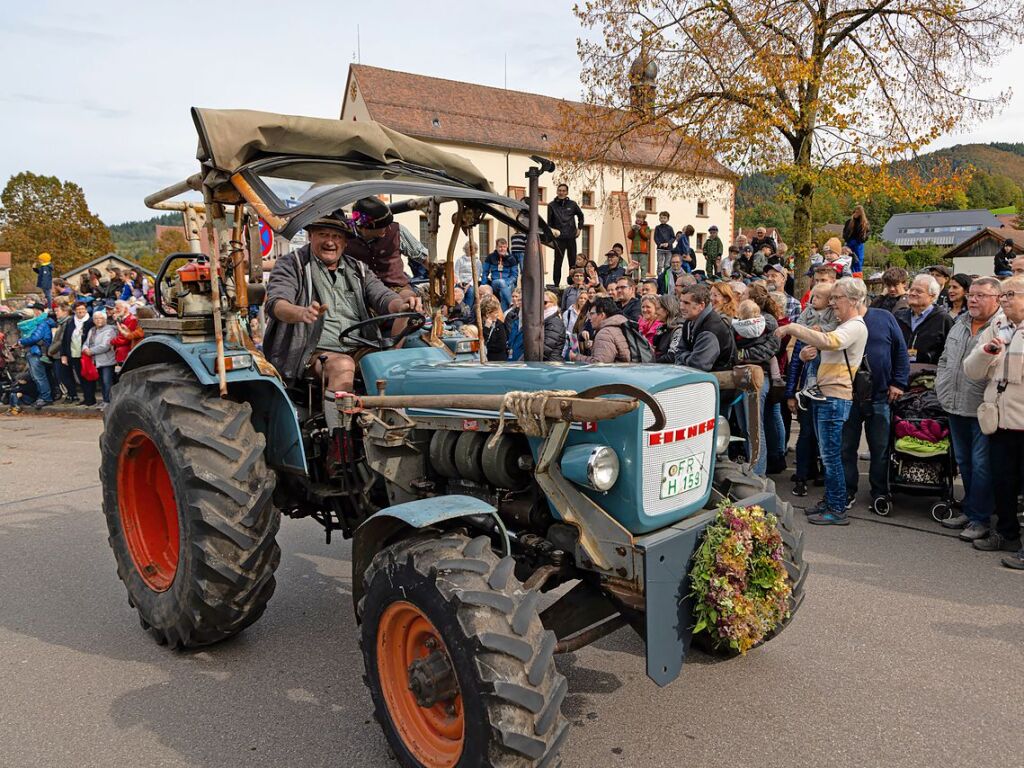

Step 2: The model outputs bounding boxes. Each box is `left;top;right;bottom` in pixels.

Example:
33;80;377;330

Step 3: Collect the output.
546;184;585;286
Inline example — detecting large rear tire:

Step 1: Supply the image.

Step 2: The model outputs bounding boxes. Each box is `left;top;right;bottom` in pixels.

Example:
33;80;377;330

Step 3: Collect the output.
359;533;569;767
99;363;280;648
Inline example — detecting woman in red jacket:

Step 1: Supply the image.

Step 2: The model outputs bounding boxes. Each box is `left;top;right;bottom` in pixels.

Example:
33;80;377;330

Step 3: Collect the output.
110;300;144;372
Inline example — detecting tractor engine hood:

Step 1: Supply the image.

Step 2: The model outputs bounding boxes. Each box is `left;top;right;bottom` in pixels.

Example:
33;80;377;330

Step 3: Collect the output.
360;351;721;534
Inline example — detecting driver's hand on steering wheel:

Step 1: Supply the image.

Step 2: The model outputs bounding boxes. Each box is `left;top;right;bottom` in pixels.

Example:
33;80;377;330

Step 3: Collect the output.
388;294;422;314
299;301;326;324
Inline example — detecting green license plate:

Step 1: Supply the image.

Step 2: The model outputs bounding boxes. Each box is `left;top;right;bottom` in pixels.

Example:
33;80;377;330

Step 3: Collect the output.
660;453;705;499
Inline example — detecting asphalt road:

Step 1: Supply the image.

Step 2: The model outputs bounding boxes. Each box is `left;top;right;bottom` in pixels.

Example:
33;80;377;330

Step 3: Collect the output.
1;416;1022;768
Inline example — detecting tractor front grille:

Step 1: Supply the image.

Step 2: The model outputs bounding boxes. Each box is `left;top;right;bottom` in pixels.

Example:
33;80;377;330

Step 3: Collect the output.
640;382;717;517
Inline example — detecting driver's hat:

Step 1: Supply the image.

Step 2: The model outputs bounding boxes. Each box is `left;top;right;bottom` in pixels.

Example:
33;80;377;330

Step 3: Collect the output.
306;210;352;235
352;197;394;229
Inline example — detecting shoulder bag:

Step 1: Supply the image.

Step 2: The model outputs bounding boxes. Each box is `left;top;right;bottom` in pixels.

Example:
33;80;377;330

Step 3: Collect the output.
978;342;1012;435
843;347;873;408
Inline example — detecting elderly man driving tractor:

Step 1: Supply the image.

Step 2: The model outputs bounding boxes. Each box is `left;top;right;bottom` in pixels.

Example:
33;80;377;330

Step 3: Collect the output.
262;211;419;393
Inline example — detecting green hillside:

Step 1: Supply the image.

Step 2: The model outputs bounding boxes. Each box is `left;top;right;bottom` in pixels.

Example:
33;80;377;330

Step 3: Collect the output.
919;143;1024;187
107;213;181;271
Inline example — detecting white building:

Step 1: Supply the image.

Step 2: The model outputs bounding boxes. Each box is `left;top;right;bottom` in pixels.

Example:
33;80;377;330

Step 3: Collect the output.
339;65;735;278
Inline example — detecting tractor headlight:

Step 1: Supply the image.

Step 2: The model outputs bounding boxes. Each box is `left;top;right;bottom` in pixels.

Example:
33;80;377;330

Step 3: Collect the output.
561;444;620;492
715;415;731;455
587;447;620;491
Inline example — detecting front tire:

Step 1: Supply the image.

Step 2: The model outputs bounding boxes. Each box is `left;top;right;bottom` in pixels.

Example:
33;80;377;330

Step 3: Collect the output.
360;533;569;767
99;363;280;648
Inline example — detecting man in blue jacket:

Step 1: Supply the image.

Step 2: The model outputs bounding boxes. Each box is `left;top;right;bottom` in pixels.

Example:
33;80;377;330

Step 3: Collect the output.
481;238;519;310
18;302;54;409
841;305;910;509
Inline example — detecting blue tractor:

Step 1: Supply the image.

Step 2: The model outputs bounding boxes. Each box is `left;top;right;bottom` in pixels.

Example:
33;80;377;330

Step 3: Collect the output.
100;109;806;768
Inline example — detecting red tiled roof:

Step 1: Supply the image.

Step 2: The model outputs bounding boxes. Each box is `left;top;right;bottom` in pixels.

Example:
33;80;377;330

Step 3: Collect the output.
0;252;11;270
347;65;733;180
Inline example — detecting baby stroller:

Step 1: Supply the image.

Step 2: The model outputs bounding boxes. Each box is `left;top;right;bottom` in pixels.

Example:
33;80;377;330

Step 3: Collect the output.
873;371;956;522
0;331;18;404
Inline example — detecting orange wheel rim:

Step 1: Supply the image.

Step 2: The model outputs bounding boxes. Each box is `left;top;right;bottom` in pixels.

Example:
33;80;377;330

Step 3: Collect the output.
377;601;464;768
117;429;180;592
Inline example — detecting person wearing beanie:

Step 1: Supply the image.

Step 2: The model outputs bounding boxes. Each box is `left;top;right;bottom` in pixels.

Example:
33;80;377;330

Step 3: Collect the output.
33;252;54;307
994;238;1015;277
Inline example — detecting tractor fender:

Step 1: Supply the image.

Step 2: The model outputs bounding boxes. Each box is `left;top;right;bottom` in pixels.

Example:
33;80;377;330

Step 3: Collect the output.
351;495;508;615
120;336;306;474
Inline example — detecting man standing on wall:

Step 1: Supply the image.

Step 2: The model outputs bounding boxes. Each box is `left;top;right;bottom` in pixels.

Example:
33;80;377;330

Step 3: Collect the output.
546;184;585;287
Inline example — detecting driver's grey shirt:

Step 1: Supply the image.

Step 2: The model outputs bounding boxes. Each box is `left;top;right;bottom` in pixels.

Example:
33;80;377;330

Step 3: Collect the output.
311;256;362;353
263;243;398;385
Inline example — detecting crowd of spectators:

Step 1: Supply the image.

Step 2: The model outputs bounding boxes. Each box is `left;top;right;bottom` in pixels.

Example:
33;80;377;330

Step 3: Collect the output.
440;199;1023;571
3;258;149;413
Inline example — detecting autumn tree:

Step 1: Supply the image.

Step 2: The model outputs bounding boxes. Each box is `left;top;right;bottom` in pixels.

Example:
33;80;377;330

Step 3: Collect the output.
566;0;1023;280
155;228;189;258
0;172;114;291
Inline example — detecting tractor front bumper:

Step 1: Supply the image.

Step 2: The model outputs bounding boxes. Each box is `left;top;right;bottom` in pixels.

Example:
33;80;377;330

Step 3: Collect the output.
634;489;779;686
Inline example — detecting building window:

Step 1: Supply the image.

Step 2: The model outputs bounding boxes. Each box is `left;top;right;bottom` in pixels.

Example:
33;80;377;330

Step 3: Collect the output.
508;185;526;200
419;216;429;245
581;225;593;259
581;190;595;208
696;232;705;251
478;219;491;255
643;196;656;212
697;200;708;217
538;187;547;203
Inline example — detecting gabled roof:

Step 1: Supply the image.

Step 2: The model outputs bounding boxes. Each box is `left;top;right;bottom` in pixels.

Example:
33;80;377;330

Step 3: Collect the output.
60;253;155;279
944;227;1024;260
882;209;1000;232
881;209;1002;247
344;65;734;180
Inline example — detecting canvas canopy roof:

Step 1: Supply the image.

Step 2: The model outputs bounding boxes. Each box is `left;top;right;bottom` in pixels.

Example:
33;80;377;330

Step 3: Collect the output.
191;107;493;195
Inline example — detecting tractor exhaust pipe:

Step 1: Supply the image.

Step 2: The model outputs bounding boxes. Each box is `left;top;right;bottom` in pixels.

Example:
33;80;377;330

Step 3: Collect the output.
522;156;554;362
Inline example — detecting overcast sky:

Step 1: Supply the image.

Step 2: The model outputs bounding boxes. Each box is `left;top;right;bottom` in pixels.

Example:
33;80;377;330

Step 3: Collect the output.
2;1;1021;225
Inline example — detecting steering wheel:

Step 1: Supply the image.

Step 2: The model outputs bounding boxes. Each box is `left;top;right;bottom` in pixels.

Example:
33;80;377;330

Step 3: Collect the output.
338;312;427;351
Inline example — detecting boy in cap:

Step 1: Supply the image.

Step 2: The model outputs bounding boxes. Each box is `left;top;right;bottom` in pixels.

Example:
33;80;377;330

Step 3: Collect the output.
703;225;723;277
34;253;53;307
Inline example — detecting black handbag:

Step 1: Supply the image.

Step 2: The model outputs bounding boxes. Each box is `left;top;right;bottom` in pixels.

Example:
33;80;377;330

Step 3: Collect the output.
843;349;873;407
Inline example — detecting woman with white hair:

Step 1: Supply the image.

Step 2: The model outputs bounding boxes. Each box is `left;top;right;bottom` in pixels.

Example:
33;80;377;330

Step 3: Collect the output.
963;275;1024;569
82;311;117;408
776;277;869;525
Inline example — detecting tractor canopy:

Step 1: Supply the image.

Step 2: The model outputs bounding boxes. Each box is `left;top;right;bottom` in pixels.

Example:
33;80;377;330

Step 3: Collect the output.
190;108;535;239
